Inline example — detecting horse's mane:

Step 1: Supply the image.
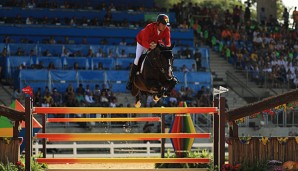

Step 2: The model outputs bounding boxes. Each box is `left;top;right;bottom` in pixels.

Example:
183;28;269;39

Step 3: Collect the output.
150;44;172;56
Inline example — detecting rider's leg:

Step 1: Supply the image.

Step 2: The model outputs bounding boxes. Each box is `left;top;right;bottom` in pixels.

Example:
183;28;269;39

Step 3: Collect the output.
126;43;147;90
126;64;138;90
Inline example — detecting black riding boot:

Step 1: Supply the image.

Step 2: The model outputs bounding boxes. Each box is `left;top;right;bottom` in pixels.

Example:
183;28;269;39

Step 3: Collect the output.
126;64;138;90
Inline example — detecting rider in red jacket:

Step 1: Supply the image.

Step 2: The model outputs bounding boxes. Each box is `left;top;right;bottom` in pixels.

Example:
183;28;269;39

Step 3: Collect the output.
126;14;171;90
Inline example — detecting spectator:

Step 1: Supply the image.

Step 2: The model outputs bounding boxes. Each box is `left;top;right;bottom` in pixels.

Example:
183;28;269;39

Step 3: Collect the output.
64;91;78;107
61;48;71;57
15;47;24;56
81;37;89;44
97;62;104;70
66;83;74;95
180;64;190;73
75;91;86;106
93;84;101;103
12;88;22;102
1;47;8;57
84;91;95;106
99;90;109;107
86;48;94;57
109;98;117;108
108;92;117;103
64;36;70;44
283;8;289;29
118;49;127;58
48;62;56;70
43;49;52;57
33;88;42;107
3;35;12;44
119;38;127;46
103;10;112;26
49;36;56;44
44;92;54;106
190;63;197;72
76;84;85;95
51;88;62;107
74;50;82;57
182;45;192;59
244;3;251;23
96;48;104;57
29;49;37;57
107;49;114;58
194;49;202;71
292;7;298;29
259;7;266;26
26;16;33;25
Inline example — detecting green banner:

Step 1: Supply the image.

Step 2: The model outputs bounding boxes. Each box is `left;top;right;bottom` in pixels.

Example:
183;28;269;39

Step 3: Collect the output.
0;116;12;128
144;13;159;22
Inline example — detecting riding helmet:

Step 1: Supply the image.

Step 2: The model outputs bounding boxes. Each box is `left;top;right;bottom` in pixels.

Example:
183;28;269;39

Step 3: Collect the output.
156;14;170;26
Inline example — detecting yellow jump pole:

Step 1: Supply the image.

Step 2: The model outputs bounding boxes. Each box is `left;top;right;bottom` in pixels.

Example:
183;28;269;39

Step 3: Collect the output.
36;133;211;141
34;107;218;114
36;157;210;164
47;117;161;122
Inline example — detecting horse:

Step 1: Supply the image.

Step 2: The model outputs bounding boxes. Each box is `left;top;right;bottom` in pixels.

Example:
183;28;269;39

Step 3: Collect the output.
131;43;178;107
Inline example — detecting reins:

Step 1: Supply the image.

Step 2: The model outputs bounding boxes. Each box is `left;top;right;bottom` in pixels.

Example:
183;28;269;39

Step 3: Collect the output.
146;48;173;81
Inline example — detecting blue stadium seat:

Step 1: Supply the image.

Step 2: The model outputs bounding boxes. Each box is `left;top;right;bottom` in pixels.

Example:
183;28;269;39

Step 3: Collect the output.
173;59;196;71
49;70;79;93
105;70;130;92
8;43;37;56
117;45;135;57
115;58;133;70
38;44;63;57
36;57;63;69
77;70;106;90
63;57;90;69
91;58;115;70
64;44;90;57
19;69;49;92
5;56;33;79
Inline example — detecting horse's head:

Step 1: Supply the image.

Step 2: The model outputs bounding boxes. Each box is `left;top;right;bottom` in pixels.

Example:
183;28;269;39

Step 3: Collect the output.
149;43;175;80
134;43;178;103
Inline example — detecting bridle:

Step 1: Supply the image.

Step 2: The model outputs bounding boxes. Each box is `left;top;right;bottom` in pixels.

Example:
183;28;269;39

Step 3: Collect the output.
147;47;174;81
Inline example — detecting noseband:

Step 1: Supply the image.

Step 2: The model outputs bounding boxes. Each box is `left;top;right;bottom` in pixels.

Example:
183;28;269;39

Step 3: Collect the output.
147;48;173;81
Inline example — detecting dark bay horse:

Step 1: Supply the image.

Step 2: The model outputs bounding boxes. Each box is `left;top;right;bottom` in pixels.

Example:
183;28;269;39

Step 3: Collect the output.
131;43;178;107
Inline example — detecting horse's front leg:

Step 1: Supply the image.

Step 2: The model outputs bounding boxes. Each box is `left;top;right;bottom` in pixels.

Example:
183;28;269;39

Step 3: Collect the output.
164;76;179;97
134;93;141;108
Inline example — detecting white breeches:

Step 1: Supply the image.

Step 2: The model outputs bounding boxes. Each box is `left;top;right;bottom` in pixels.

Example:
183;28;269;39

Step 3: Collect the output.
134;42;148;65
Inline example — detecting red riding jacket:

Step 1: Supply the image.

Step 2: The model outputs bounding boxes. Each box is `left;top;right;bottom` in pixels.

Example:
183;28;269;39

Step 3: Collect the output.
136;22;171;49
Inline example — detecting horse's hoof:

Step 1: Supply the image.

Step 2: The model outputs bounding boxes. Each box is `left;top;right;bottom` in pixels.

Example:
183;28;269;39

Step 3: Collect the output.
134;101;141;108
153;95;159;102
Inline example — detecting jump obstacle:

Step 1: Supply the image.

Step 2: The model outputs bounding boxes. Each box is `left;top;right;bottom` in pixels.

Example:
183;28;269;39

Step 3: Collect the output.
24;97;226;170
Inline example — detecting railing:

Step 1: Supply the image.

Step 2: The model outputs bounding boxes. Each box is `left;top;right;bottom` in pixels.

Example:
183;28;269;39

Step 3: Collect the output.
32;142;228;158
226;70;260;102
227;70;294;92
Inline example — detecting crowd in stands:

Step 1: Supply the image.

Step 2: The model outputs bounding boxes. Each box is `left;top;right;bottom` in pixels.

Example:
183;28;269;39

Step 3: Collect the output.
182;2;298;89
5;1;298;112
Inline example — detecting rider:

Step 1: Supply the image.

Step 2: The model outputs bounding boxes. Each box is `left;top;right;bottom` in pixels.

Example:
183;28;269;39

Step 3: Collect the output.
126;14;172;91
